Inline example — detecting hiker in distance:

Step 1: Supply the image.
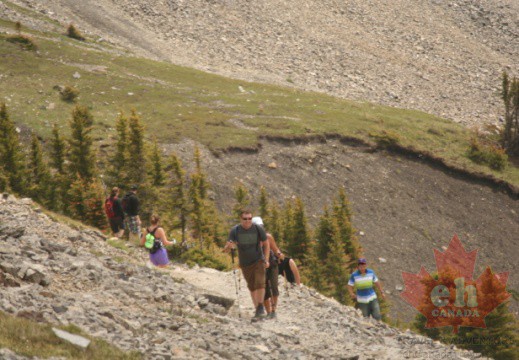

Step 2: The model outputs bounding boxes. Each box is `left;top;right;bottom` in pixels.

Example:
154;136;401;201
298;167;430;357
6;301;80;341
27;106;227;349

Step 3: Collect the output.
224;210;269;321
123;184;141;243
105;187;125;239
140;214;174;268
347;258;386;320
252;216;282;319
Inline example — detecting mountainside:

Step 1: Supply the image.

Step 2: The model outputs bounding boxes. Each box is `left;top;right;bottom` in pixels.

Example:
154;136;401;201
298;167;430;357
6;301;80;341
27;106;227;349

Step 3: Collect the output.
5;0;519;128
0;195;491;359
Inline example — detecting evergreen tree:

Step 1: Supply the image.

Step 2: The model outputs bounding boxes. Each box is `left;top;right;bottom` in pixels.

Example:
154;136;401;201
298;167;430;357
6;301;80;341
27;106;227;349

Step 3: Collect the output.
324;222;353;305
0;103;26;194
110;112;129;184
188;147;211;249
168;153;189;248
233;182;250;220
315;207;334;261
67;175;107;229
500;72;519;156
127;109;146;186
286;197;310;263
259;186;269;220
67;105;96;181
149;137;164;187
50;124;66;174
193;145;208;200
332;189;360;271
266;201;283;248
28;134;51;205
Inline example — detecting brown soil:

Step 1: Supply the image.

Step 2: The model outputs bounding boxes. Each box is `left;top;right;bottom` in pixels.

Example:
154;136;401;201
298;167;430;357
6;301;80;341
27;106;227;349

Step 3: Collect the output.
169;138;519;321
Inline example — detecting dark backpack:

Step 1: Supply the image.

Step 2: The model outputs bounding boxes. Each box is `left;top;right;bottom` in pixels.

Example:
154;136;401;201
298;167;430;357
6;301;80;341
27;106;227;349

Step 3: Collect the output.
145;227;162;254
121;194;131;214
104;197;116;219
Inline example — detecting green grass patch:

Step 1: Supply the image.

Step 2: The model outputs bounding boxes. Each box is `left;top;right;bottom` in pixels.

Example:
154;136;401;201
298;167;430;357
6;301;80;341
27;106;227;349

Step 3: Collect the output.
0;17;518;186
106;238;130;252
0;311;141;359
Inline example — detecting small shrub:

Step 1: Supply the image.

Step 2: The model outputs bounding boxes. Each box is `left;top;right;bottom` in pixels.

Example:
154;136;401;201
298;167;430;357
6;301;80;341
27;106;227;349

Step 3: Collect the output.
60;86;79;102
467;137;508;171
6;34;37;51
369;130;400;148
66;24;85;41
14;21;21;33
180;247;230;271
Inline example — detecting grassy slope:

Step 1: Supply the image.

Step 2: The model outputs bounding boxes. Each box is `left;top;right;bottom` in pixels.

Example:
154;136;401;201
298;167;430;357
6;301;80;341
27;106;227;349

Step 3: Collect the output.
0;13;518;186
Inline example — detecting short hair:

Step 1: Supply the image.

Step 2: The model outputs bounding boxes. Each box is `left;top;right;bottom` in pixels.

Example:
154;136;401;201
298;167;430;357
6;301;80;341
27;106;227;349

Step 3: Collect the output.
150;214;160;225
240;209;252;217
110;187;119;197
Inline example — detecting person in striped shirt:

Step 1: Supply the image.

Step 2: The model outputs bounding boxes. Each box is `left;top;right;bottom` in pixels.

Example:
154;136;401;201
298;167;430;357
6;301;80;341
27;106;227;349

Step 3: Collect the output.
347;258;386;320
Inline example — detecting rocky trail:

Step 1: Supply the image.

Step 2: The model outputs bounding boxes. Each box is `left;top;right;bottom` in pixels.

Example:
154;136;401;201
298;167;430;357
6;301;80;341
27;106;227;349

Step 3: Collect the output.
0;195;490;359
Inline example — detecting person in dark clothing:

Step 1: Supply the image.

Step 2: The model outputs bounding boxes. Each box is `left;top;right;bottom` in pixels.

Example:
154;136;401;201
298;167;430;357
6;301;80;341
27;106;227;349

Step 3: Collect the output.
106;187;125;238
123;185;141;242
278;253;302;287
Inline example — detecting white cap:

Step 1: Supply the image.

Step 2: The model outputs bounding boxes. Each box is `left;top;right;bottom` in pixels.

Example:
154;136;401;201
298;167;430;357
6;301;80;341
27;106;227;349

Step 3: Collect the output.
252;216;263;226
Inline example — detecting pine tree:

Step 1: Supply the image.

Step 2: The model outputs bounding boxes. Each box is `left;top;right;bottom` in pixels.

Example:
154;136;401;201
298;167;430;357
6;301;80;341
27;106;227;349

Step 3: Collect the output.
0;103;26;194
67;105;96;181
193;146;208;200
233;182;250;220
110;112;129;184
28;134;51;205
500;72;519;156
282;199;295;254
324;223;353;305
332;188;360;271
287;197;310;263
149;137;164;187
259;186;269;221
266;201;283;248
315;207;334;261
67;176;107;229
188;147;211;249
50;124;66;174
168;153;189;248
127;109;146;186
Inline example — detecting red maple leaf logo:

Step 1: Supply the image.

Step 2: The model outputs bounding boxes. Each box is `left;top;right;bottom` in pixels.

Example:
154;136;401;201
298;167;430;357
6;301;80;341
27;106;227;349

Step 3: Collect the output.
401;234;510;333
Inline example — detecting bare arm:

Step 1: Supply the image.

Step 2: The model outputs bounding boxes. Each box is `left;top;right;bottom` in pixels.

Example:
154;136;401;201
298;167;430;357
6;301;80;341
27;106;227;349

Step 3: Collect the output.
262;239;270;268
140;229;147;247
267;233;281;256
157;228;174;246
288;259;301;286
375;280;386;299
223;241;235;253
347;284;356;300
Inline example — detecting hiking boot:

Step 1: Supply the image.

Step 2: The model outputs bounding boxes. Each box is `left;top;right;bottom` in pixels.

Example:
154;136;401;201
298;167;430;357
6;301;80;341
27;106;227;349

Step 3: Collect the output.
251;305;266;322
267;311;277;320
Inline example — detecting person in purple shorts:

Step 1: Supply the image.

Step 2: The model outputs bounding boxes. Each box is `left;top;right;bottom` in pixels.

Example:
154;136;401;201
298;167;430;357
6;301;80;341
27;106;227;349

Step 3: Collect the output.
140;214;174;267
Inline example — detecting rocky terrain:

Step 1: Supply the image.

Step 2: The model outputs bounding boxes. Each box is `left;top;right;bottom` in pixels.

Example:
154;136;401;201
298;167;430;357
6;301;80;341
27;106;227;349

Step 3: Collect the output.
0;194;491;359
2;0;519;128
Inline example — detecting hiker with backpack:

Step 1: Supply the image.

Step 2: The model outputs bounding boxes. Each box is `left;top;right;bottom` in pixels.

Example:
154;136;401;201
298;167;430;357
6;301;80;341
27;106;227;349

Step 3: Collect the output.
122;185;141;243
347;258;386;320
278;252;302;287
224;209;269;321
252;216;282;319
105;187;125;238
140;214;174;268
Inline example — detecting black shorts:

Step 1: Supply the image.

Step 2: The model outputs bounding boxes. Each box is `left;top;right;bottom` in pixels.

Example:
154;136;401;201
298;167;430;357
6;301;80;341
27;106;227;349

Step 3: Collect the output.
265;264;279;300
109;216;124;234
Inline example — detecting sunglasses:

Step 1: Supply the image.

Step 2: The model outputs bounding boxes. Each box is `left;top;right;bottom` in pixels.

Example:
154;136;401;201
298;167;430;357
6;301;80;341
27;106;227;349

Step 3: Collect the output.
241;217;252;220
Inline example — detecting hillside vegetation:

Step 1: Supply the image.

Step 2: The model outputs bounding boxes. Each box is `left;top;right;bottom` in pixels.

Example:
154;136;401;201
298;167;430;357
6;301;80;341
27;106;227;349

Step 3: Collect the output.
0;17;518;187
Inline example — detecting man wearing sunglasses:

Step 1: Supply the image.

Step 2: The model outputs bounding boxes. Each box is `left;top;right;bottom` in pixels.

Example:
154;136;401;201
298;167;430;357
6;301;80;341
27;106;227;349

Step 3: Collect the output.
224;209;269;321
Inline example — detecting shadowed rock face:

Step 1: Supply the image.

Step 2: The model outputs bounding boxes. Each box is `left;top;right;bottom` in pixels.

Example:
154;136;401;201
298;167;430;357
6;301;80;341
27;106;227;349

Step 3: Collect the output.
0;195;492;359
4;0;518;128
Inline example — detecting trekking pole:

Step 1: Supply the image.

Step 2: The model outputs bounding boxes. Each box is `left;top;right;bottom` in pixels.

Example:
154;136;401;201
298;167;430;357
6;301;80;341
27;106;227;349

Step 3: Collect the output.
231;248;241;318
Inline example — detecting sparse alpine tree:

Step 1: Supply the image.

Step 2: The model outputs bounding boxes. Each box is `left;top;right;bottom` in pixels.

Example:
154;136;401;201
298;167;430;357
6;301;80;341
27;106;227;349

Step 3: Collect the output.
332;188;360;271
259;186;269;221
28;133;51;205
323;223;353;305
110;112;129;183
500;72;519;156
0;103;26;194
266;200;283;248
286;197;310;263
315;207;334;261
127;109;146;186
189;147;211;249
233;182;250;220
149;137;164;187
168;153;189;248
50;124;66;174
67;105;96;181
